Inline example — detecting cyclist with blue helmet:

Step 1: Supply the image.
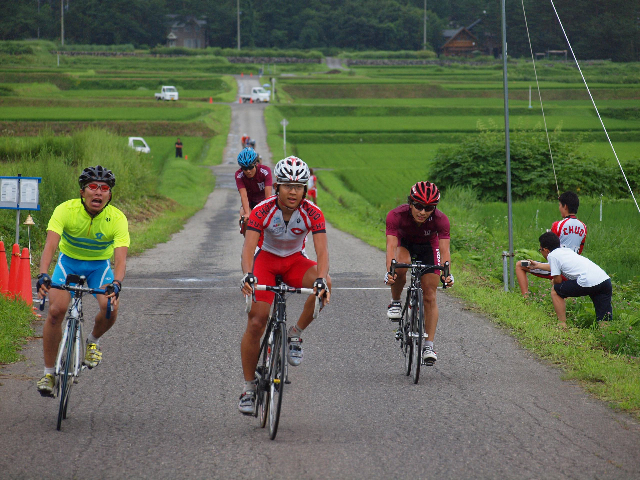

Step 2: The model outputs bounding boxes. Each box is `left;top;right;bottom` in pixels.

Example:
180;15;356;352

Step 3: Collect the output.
236;147;273;235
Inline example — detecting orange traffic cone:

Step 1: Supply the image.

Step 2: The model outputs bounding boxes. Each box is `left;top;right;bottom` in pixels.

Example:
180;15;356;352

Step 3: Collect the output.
7;243;20;298
17;247;32;306
209;97;213;104
238;97;242;103
250;72;253;77
250;98;253;104
241;72;244;77
0;241;8;295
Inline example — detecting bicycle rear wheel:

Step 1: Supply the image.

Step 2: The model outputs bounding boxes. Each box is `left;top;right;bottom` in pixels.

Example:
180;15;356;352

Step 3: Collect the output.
411;288;424;384
268;322;286;440
57;319;76;430
402;301;412;376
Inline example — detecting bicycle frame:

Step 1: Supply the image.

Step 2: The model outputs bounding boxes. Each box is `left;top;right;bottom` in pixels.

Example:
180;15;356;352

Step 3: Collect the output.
55;295;85;380
245;279;320;439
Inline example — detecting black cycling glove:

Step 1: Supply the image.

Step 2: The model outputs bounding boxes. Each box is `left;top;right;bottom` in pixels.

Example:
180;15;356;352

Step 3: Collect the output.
36;273;51;292
313;278;328;295
241;273;257;290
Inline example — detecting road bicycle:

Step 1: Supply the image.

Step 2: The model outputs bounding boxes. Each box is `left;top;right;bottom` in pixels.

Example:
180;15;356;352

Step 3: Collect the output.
40;274;111;431
245;277;321;440
390;259;449;384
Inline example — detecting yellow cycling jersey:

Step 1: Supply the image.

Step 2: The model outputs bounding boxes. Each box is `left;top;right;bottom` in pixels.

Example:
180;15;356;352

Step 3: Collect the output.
47;198;130;261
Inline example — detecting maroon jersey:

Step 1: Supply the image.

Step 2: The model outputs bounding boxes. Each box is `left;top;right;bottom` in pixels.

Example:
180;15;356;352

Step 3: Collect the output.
235;165;273;207
386;204;450;249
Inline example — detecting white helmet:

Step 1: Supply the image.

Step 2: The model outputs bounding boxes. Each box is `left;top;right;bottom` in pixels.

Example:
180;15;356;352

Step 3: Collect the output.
274;156;310;184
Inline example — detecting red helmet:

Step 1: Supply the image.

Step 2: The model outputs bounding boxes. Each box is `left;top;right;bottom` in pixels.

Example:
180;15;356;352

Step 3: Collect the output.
408;181;440;206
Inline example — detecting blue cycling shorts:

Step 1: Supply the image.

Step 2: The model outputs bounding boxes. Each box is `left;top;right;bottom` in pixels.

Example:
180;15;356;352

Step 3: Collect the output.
52;253;114;292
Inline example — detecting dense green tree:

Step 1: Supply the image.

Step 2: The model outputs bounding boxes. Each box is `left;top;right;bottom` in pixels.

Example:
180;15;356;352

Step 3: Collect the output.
1;0;637;60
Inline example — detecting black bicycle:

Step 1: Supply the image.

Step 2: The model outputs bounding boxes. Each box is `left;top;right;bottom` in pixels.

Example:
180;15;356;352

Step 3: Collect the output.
390;259;449;384
245;277;320;440
40;274;111;430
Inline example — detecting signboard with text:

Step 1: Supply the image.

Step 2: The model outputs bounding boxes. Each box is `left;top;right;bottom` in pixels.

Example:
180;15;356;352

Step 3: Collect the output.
0;176;41;210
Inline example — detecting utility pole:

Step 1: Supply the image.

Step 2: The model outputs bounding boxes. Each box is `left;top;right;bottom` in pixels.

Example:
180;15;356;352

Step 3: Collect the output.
423;0;427;50
237;0;241;50
60;0;64;46
501;0;514;290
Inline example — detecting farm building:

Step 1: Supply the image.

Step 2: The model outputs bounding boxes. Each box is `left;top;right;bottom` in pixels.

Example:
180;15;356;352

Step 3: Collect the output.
441;27;479;57
166;16;208;49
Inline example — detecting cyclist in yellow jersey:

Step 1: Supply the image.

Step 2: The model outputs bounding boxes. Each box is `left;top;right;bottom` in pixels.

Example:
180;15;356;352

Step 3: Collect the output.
35;166;130;397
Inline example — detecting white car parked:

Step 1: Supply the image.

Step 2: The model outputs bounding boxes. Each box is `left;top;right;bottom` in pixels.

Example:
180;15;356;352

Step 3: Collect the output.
128;137;150;153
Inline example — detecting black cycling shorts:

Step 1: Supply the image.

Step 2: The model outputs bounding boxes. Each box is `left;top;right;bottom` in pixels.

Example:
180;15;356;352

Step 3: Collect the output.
399;240;441;274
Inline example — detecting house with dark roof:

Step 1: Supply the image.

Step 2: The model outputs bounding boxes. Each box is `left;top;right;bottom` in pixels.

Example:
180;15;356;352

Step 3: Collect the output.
166;15;208;49
441;19;499;57
441;27;479;57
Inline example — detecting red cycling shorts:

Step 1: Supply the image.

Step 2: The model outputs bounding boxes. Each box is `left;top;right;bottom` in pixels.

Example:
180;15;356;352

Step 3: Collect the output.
253;249;317;304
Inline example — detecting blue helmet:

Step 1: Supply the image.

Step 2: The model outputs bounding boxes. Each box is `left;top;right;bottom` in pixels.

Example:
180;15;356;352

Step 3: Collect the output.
237;148;258;168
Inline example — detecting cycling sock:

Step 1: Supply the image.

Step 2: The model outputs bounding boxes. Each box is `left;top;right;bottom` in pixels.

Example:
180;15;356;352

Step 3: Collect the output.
289;325;303;337
244;380;257;392
44;367;55;376
87;334;99;344
424;340;434;349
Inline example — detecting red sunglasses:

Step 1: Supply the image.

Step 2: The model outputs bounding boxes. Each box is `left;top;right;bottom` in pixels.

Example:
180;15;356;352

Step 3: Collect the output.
85;183;111;192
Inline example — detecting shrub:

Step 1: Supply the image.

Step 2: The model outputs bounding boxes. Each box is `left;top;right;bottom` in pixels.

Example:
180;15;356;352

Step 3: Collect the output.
430;124;640;201
0;41;35;55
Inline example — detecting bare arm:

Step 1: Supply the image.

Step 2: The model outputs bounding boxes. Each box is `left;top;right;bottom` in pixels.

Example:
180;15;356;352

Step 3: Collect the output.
39;231;61;276
112;246;127;283
312;232;330;279
37;231;61;297
529;260;551;271
438;238;454;286
238;188;250;218
551;275;563;285
240;229;261;295
386;235;399;272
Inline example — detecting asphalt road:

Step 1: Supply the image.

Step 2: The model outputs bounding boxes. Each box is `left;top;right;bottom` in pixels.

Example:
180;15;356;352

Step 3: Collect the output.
1;77;639;480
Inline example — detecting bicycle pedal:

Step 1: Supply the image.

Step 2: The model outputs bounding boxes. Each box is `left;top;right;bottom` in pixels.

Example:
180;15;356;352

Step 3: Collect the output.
285;380;291;385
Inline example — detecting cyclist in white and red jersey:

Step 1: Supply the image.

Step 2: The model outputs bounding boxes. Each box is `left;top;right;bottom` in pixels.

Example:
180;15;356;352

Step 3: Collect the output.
235;148;272;235
238;156;331;415
385;181;454;366
516;191;587;296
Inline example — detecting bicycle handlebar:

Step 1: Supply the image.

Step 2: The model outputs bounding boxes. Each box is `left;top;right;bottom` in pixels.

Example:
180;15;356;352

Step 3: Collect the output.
245;284;322;318
390;259;451;289
39;282;111;319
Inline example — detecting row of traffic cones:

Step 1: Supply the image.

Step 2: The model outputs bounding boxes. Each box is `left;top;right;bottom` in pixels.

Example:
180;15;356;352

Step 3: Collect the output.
0;241;34;306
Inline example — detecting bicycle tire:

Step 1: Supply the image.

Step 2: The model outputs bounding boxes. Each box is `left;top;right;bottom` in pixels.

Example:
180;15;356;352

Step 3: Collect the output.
412;288;424;384
268;322;286;440
257;321;272;428
57;318;76;430
403;300;412;376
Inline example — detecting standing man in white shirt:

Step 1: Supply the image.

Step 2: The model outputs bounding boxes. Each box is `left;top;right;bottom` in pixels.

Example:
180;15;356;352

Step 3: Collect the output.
529;232;612;328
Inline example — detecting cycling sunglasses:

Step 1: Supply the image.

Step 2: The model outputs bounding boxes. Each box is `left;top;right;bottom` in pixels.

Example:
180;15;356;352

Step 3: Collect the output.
411;201;436;212
85;183;111;192
241;163;257;171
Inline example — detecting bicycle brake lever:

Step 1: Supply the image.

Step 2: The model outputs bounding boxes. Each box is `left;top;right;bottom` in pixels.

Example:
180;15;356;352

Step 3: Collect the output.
440;261;450;289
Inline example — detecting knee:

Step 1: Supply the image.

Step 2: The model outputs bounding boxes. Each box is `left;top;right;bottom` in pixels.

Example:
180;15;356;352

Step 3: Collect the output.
246;315;267;338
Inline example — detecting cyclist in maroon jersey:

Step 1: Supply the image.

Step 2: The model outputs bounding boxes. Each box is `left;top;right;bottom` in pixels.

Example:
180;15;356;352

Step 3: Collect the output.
516;191;587;296
385;181;454;365
235;148;273;235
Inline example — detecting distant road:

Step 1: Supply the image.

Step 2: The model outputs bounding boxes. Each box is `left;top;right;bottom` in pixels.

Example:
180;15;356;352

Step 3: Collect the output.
1;76;639;479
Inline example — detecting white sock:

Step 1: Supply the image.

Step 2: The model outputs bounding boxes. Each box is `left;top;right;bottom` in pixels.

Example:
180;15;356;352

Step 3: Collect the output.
289;325;303;337
87;334;99;345
44;367;55;376
425;341;434;349
244;380;256;392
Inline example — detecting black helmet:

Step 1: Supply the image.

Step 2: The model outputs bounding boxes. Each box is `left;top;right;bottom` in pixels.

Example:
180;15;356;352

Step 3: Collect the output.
78;165;116;189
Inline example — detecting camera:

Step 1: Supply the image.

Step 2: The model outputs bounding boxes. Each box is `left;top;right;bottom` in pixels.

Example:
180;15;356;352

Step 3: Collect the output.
521;260;530;267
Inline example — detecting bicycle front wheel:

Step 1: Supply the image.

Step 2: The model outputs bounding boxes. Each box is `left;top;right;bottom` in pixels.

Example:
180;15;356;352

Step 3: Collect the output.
402;301;412;376
57;319;76;430
268;322;286;440
411;288;424;385
257;324;272;428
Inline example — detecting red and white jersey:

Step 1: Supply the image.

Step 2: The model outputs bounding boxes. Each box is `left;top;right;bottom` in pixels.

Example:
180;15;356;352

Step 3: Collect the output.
551;215;587;254
246;197;326;257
